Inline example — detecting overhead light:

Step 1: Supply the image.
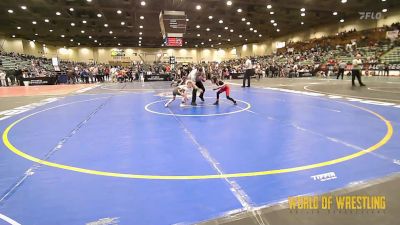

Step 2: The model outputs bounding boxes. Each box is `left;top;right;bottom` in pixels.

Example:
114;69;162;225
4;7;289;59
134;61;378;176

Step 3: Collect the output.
44;19;49;22
250;28;253;31
276;29;280;32
227;39;231;41
237;8;242;13
301;21;304;25
49;29;53;32
78;43;81;45
117;10;122;14
273;23;277;26
245;39;248;41
121;21;125;25
195;44;198;47
218;34;221;37
246;21;250;25
97;13;102;17
35;33;38;36
89;35;92;39
140;16;144;20
270;19;275;23
241;18;246;21
270;11;274;15
196;25;200;28
118;43;121;46
208;16;213;19
139;37;142;40
333;12;338;16
70;22;75;26
224;26;228;30
139;41;141;43
254;30;257;33
139;32;143;35
300;8;305;12
259;34;262;37
206;28;210;31
139;25;143;29
82;20;87;24
70;39;74;42
17;26;21;29
186;18;189;21
226;1;232;6
69;8;74;12
56;12;61;16
219;20;223;24
20;6;27;10
238;35;242;38
138;44;141;46
99;43;102;46
81;30;85;33
197;34;200;37
32;21;37;24
382;9;388;12
94;40;97;43
209;39;212;42
340;19;344;22
341;0;347;3
196;5;201;10
267;4;272;9
104;24;108;27
141;1;146;6
61;34;65;38
7;9;14;14
201;42;204;45
301;13;305;16
230;29;234;32
114;36;117;39
109;31;113;34
86;0;92;2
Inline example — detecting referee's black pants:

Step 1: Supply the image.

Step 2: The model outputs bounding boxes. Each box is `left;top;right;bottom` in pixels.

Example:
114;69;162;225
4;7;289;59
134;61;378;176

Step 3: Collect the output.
337;68;344;79
243;69;252;87
192;81;205;103
351;69;364;86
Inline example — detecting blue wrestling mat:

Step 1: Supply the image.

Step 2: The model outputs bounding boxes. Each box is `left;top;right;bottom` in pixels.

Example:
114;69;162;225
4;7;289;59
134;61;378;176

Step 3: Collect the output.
0;83;399;225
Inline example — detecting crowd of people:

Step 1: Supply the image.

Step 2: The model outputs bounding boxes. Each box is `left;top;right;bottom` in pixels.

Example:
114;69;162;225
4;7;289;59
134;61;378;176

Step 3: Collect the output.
1;23;399;87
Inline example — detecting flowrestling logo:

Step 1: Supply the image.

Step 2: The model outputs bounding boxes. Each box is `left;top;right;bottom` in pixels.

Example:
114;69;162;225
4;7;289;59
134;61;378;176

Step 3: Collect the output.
359;12;382;20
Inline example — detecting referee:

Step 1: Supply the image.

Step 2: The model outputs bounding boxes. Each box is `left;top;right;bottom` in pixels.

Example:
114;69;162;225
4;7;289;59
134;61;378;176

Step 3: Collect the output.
351;54;366;87
189;66;206;106
242;57;253;87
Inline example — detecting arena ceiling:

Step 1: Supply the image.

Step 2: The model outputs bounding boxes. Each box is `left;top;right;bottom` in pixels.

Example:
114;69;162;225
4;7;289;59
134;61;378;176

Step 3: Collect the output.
0;0;398;48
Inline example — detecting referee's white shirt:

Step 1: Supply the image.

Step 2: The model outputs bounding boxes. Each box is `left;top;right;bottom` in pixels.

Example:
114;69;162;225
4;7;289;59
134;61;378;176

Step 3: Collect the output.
188;68;198;82
245;59;253;70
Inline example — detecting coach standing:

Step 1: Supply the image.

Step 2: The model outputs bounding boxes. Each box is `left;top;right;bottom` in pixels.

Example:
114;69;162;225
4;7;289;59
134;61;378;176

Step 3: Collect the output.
243;57;253;87
351;54;366;87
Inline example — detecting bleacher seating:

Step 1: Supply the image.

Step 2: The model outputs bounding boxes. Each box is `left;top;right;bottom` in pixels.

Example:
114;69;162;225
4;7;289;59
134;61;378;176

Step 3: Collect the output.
380;47;400;63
